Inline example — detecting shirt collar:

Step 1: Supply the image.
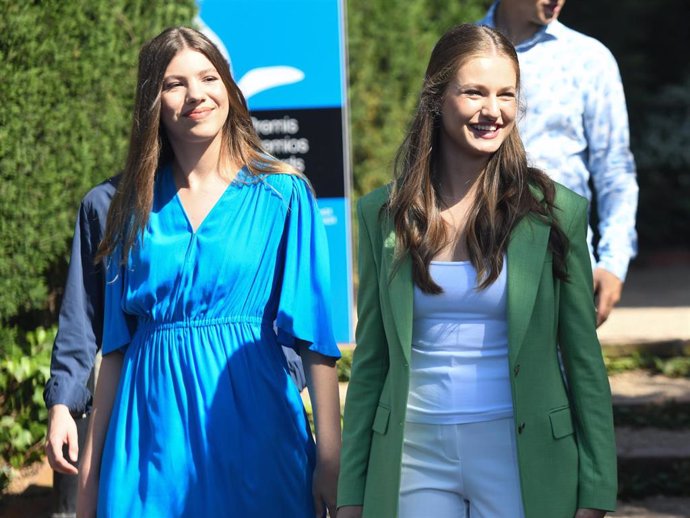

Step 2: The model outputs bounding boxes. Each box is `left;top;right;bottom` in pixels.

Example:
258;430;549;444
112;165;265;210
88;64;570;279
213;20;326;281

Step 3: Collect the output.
480;1;562;51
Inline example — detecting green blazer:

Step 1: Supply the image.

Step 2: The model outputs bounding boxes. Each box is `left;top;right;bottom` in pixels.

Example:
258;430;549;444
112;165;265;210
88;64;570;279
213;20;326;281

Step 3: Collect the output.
338;184;617;518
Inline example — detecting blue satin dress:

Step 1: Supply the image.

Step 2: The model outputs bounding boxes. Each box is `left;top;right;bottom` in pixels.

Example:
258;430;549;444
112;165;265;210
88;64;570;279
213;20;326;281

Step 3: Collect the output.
97;166;340;517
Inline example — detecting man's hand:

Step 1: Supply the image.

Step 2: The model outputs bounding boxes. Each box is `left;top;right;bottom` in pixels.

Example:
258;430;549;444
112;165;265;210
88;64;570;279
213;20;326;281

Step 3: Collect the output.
45;404;79;474
593;267;623;327
575;508;606;518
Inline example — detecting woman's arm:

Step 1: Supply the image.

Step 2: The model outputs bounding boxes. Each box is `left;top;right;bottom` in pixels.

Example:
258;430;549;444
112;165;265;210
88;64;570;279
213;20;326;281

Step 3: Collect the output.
301;344;341;518
337;198;390;514
76;352;123;518
556;196;617;513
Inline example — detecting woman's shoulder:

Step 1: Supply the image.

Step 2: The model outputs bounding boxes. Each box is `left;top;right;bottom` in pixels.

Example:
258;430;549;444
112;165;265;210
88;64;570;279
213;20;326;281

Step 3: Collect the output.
358;184;391;216
250;170;313;201
527;178;588;232
529;179;588;214
553;181;588;215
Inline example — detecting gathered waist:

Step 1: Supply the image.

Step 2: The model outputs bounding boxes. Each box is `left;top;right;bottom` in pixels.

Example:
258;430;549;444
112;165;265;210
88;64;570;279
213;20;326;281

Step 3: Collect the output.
136;315;272;333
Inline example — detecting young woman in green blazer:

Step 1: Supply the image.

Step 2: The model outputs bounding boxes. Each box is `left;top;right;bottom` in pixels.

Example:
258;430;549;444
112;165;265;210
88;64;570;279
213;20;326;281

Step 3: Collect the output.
338;24;616;518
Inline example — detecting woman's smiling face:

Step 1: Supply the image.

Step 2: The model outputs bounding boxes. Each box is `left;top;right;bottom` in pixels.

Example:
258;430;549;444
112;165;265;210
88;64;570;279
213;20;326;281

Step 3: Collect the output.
159;48;230;147
439;53;518;161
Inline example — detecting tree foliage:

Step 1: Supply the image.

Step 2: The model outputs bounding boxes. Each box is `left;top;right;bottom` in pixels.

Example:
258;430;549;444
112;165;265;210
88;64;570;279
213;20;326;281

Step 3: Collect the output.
0;0;196;485
347;0;491;197
0;0;197;327
0;326;54;491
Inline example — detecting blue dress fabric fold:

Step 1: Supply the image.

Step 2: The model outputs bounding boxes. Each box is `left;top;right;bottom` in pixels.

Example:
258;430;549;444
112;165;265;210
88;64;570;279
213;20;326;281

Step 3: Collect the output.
98;166;340;518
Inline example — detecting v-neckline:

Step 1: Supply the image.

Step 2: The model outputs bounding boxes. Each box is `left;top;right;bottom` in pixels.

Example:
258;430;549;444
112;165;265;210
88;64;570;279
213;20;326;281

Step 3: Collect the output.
168;165;244;235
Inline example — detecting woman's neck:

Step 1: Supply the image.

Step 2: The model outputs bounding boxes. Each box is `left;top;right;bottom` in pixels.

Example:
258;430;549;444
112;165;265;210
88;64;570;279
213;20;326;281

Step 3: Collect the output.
436;145;486;205
169;134;239;188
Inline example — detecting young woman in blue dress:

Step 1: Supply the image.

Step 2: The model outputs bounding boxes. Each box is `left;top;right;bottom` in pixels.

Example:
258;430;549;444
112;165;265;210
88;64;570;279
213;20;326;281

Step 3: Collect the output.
337;24;616;518
76;27;341;518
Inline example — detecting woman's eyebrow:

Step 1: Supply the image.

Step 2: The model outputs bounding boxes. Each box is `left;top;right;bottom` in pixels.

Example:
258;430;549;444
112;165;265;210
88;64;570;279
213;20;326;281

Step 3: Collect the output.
164;68;218;80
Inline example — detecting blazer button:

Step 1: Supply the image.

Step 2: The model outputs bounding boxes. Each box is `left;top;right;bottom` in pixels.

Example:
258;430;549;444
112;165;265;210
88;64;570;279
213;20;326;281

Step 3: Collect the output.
518;422;526;434
514;364;520;377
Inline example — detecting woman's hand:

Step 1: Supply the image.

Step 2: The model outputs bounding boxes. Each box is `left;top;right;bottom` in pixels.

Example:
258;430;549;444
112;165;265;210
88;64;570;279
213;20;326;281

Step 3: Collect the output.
312;456;339;517
575;508;606;518
299;344;341;517
336;505;363;518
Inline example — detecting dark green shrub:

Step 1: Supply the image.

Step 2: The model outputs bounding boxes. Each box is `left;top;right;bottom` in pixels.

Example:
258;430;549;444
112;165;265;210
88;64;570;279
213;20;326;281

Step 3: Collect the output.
337;347;353;382
0;0;195;486
0;0;197;326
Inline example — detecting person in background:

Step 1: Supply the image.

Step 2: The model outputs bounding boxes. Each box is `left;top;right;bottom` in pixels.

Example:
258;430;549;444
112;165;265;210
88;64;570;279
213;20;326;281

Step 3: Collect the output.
338;23;616;518
479;0;639;326
44;177;116;475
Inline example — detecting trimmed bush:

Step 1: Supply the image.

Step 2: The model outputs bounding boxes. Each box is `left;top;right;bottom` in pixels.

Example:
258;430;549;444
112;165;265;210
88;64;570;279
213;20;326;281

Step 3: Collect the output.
0;0;197;326
0;0;196;488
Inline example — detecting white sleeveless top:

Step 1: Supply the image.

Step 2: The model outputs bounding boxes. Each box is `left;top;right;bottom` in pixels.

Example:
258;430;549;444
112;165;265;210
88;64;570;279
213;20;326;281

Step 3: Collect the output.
406;259;513;424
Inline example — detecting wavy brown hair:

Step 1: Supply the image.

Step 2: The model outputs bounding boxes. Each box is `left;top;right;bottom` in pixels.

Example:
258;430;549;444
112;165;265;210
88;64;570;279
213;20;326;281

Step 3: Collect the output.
387;24;568;293
98;27;293;263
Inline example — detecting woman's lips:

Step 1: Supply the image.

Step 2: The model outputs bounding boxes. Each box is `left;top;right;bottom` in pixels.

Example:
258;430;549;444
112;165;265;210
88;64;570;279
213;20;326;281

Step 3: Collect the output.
184;107;212;120
470;123;502;139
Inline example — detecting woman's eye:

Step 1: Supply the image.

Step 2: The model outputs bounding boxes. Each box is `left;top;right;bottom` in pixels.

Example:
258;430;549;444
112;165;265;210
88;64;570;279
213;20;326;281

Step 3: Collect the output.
204;75;219;82
164;82;182;90
464;90;482;97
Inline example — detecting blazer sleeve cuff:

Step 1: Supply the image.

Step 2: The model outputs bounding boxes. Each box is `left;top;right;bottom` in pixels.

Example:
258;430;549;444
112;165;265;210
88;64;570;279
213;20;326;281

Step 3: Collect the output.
578;483;618;512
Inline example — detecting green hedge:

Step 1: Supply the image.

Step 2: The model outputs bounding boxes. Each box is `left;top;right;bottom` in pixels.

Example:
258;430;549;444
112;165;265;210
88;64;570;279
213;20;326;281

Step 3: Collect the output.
0;0;196;487
0;0;197;327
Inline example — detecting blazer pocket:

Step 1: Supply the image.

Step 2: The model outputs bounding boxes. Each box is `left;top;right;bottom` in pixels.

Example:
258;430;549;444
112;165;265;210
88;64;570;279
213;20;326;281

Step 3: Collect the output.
372;404;391;435
549;406;574;439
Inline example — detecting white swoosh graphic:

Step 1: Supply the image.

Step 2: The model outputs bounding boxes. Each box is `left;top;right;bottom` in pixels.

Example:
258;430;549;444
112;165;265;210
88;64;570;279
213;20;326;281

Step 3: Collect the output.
237;66;305;99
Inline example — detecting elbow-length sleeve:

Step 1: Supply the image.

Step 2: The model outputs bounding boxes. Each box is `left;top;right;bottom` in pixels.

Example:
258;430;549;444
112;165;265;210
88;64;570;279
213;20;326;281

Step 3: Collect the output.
274;177;340;359
102;251;136;355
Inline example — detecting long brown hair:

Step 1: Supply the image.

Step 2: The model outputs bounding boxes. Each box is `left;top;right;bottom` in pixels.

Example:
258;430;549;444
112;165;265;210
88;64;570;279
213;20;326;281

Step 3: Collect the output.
98;27;292;262
387;24;568;293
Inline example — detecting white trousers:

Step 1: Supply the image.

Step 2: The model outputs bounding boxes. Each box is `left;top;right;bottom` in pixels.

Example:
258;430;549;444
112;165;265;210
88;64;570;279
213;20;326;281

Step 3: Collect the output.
398;417;525;518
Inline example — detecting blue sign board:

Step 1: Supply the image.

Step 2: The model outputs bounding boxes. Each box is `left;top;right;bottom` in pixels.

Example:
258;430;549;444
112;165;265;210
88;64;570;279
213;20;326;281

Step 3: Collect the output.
198;0;354;343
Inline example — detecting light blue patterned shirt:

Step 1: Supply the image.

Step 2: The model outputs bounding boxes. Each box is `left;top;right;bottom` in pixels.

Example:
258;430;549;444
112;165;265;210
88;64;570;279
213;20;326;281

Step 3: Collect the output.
480;3;638;280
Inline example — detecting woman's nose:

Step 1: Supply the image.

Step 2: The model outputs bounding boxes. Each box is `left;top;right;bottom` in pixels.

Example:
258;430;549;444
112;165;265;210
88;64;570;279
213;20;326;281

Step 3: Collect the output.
481;96;500;118
185;80;205;103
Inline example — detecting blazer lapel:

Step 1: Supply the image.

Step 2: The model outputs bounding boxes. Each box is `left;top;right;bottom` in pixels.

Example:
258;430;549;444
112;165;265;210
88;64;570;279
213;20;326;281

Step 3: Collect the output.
507;214;550;363
381;229;413;363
